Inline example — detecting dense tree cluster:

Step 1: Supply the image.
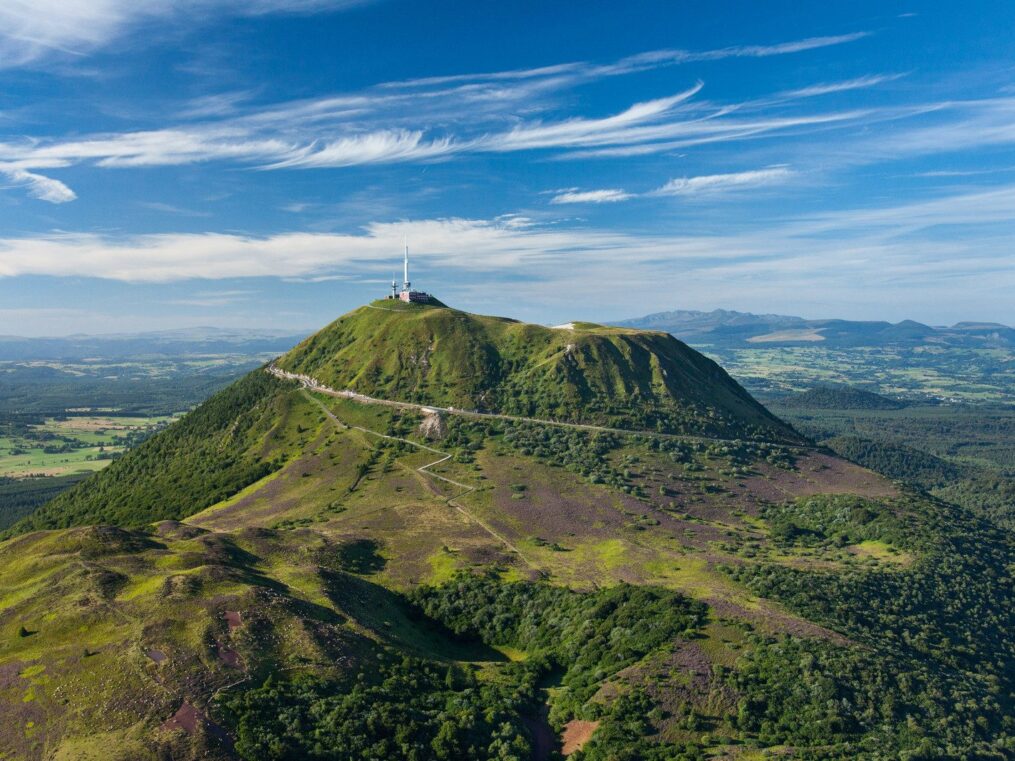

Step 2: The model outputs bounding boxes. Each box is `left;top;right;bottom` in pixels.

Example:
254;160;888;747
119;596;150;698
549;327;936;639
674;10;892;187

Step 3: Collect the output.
725;494;1014;757
824;436;963;488
410;577;706;725
221;560;1014;759
500;425;622;484
0;473;88;530
776;403;1015;529
221;656;540;761
223;578;708;760
777;385;906;410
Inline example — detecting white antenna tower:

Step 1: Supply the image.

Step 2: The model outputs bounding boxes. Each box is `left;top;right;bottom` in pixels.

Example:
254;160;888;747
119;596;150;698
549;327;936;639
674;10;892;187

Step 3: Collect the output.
402;236;410;292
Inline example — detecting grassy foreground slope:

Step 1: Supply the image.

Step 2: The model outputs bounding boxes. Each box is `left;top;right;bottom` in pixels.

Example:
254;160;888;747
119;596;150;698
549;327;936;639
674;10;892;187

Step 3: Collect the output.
0;302;1010;759
277;300;800;441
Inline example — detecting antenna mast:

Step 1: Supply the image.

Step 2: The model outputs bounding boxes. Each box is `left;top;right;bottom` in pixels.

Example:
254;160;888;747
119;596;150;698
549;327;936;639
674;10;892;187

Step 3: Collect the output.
403;237;410;291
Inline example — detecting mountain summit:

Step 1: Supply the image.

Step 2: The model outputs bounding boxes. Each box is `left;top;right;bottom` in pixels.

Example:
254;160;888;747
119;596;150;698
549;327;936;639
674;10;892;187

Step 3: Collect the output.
275;300;799;442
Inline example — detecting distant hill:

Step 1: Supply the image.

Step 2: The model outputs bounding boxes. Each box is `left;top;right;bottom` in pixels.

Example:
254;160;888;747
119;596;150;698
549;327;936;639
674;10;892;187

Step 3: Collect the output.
776;385;906;410
615;309;1015;349
0;327;305;360
822;435;963;488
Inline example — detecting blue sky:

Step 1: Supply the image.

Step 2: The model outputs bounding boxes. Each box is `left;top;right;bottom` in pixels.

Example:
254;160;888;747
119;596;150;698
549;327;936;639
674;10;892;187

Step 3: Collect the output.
0;0;1014;335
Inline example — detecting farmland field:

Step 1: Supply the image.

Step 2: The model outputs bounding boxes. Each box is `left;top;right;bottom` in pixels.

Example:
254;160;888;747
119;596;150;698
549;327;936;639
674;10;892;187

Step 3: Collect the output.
702;345;1015;403
0;415;176;477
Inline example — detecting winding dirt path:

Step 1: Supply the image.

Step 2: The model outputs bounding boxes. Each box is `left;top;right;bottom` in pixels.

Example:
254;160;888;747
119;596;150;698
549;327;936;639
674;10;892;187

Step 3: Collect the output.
268;365;814;452
300;389;535;567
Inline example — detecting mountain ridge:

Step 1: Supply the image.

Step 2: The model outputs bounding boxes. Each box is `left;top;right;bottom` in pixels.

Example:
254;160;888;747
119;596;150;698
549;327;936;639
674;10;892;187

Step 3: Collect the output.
616;308;1015;348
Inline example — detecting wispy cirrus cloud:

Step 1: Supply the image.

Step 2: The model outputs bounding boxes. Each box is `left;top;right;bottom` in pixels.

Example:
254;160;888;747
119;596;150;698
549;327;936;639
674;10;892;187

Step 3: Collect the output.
608;32;872;70
0;165;76;203
779;73;905;99
550;189;633;204
0;27;994;205
383;32;872;89
0;80;869;201
266;129;458;169
653;167;794;196
479;85;704;152
550;167;795;205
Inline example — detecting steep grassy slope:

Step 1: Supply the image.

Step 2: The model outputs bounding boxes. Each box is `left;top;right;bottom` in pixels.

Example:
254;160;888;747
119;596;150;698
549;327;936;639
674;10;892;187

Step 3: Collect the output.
0;521;525;760
277;300;800;441
3;372;306;536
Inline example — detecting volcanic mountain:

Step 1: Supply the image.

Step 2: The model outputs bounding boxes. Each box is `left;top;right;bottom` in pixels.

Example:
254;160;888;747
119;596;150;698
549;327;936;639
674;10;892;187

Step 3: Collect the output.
275;300;801;442
0;300;1009;760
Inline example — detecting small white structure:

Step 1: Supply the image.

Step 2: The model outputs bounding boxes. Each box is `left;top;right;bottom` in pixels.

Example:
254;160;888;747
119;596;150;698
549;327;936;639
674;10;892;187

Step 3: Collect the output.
390;239;431;303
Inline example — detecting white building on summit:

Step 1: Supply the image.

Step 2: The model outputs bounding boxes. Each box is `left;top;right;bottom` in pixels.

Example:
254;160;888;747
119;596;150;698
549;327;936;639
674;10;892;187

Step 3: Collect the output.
390;240;431;303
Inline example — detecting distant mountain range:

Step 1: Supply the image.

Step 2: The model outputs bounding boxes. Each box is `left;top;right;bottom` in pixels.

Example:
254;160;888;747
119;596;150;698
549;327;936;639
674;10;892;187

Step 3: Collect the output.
0;327;307;360
615;309;1015;349
6;309;1014;362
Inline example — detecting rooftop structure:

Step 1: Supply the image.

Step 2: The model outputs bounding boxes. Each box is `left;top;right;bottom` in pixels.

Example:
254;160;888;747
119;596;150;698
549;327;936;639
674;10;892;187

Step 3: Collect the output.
390;239;431;303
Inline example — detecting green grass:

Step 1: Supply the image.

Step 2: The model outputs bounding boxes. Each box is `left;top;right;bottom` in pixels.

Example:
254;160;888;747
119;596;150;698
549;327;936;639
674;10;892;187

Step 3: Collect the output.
0;302;1009;759
276;301;800;442
849;539;913;566
426;547;461;585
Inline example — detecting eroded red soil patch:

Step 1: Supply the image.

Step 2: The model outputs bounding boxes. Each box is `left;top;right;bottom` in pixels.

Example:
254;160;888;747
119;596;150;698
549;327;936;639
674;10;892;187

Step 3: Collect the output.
162;700;234;749
561;719;599;755
162;701;203;734
217;644;241;668
224;610;242;632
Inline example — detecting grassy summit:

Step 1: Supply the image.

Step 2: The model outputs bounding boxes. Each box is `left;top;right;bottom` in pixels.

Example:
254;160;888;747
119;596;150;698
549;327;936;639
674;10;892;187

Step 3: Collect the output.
277;300;800;442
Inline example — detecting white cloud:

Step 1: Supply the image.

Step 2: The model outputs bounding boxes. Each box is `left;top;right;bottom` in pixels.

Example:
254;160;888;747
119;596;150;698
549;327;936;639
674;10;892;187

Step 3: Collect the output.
0;0;370;68
614;32;872;70
0;27;1001;205
0;183;1013;326
713;32;872;58
0;82;859;200
550;189;632;204
867;97;1015;157
780;73;904;99
266;129;457;169
653;167;794;196
385;32;872;88
0;185;1012;288
558;110;872;158
480;85;704;152
0;166;76;203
